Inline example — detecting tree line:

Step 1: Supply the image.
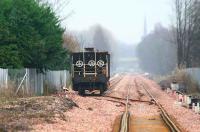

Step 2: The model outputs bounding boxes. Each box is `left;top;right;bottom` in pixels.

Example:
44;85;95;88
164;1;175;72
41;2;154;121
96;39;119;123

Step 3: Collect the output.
137;24;177;75
137;0;200;75
0;0;70;72
175;0;200;68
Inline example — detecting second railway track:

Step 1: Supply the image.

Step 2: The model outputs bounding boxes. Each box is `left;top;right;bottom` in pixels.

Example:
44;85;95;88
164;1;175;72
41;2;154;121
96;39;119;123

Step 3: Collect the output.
110;77;182;132
140;80;182;132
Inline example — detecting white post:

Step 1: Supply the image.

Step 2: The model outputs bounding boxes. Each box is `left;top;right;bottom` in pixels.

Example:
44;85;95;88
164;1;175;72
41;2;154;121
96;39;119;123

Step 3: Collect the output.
187;96;191;105
167;88;170;94
184;95;187;104
171;83;179;91
197;103;200;114
15;71;27;95
192;103;195;111
25;69;29;94
5;69;8;89
41;73;43;95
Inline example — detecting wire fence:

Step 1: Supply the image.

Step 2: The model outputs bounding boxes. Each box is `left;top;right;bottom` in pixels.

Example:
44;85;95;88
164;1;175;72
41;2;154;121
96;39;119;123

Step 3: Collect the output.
0;68;70;96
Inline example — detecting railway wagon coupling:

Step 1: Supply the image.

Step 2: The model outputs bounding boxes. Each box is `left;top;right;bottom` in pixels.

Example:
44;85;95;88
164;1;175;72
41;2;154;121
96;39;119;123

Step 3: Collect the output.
71;48;110;95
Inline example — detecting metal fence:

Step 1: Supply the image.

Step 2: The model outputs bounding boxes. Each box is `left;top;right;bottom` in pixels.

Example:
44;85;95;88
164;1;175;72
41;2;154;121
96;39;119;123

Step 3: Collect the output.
0;68;8;88
0;68;70;95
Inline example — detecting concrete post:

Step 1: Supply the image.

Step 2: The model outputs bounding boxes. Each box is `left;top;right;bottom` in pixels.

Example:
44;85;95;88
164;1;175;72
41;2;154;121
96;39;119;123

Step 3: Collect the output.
186;96;191;105
192;103;195;111
5;69;8;89
167;88;170;94
184;95;187;104
196;103;200;114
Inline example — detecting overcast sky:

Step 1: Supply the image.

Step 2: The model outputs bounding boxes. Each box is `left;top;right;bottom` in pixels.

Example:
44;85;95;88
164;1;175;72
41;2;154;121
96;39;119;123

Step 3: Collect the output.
60;0;173;44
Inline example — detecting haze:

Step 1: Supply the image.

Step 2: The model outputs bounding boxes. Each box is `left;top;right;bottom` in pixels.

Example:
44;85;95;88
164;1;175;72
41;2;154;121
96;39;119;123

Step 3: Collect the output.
61;0;173;44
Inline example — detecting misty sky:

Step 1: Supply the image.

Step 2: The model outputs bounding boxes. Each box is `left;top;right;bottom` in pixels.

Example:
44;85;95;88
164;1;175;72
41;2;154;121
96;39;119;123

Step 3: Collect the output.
60;0;173;44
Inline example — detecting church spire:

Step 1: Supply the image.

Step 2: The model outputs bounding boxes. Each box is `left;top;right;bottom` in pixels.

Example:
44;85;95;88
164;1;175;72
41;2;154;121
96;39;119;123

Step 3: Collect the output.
143;16;147;37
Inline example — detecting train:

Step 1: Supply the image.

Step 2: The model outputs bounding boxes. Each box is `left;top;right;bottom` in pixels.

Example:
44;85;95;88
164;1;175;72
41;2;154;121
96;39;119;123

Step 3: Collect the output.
71;48;110;95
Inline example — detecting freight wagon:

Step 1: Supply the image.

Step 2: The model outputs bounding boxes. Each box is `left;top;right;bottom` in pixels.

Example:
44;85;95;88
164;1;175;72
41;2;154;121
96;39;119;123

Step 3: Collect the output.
71;48;110;95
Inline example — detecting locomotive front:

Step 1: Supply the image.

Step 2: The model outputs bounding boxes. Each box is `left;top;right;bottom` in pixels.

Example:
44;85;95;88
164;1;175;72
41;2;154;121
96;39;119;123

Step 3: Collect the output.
71;48;110;95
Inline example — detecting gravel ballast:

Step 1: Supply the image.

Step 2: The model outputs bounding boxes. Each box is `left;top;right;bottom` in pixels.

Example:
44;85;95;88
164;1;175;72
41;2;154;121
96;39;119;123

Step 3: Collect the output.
137;76;200;132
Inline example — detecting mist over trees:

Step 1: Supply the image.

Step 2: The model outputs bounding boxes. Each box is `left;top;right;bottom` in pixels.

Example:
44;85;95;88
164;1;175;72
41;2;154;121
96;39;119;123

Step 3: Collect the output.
137;24;177;75
137;0;200;75
72;25;118;72
73;25;116;53
92;25;113;52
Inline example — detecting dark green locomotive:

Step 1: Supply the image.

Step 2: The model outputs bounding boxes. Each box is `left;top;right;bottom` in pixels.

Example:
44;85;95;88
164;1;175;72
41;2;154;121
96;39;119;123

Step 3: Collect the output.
71;48;110;95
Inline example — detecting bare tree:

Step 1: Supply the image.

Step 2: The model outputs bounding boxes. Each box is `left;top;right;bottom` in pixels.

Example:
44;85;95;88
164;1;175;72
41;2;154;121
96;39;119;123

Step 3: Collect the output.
38;0;74;22
92;25;111;52
63;32;80;52
75;32;93;50
174;0;197;68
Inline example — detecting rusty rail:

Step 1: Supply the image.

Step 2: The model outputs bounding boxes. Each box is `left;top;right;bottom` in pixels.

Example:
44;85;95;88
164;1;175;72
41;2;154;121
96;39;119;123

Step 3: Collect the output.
119;85;130;132
104;75;124;95
140;81;181;132
112;77;181;132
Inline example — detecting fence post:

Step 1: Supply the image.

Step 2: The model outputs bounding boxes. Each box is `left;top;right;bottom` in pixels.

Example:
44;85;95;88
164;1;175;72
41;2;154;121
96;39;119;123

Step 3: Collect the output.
186;96;191;105
192;103;195;111
15;71;27;95
196;103;200;114
5;69;8;89
25;68;29;94
41;73;44;95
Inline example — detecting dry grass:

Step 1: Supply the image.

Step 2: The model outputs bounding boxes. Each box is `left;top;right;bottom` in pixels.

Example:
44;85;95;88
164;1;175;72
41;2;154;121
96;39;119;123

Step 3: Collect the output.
0;82;34;106
0;83;15;97
153;74;172;83
173;69;199;94
155;68;200;94
0;96;78;131
0;83;17;106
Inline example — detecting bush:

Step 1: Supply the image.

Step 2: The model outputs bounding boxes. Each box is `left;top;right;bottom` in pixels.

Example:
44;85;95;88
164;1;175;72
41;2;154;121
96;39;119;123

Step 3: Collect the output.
173;69;199;94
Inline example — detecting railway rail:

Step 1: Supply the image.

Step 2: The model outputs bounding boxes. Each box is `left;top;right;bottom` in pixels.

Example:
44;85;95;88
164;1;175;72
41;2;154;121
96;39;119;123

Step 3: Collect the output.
109;74;124;88
104;74;124;95
111;77;182;132
140;81;182;132
119;85;130;132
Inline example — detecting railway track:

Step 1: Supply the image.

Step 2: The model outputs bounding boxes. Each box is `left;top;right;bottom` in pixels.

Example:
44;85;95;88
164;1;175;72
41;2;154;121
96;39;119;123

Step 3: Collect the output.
119;85;130;132
111;77;182;132
140;81;181;132
109;74;124;88
104;74;124;95
112;85;131;132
